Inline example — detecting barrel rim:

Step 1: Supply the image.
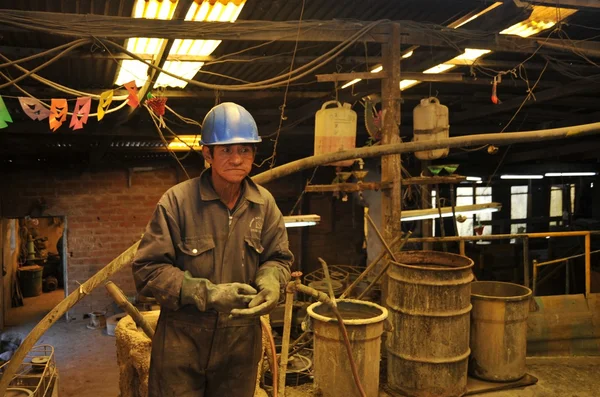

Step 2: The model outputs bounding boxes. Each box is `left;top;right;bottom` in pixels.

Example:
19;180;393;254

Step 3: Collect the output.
307;298;388;325
390;250;474;272
471;280;532;301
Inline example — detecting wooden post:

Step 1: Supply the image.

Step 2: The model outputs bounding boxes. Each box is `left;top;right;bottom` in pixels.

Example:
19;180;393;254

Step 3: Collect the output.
380;23;402;304
585;232;591;296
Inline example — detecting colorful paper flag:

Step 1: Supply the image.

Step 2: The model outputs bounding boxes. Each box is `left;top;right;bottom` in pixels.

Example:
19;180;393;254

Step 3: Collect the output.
124;81;139;108
49;98;68;132
69;97;91;130
97;90;113;121
0;96;13;129
147;96;167;117
18;97;50;121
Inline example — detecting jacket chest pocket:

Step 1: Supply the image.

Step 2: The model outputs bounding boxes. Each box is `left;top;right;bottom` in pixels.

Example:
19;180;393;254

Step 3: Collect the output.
243;236;264;275
177;237;215;279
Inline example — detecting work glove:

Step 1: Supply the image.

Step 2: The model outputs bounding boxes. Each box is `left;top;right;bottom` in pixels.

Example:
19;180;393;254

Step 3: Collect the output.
180;271;257;313
231;267;281;317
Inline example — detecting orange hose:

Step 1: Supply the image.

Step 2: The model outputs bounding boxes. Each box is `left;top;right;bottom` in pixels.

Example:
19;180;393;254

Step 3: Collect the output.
261;319;278;397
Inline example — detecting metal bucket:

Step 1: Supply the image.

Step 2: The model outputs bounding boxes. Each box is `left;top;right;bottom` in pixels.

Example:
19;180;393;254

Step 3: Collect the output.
387;251;474;397
469;281;532;382
307;299;388;397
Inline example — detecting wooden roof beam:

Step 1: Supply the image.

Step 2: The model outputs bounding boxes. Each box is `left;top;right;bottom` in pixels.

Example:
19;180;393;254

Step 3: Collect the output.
2;11;600;58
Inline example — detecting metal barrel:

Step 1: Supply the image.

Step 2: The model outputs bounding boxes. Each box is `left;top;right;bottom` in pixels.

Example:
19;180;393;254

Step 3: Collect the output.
307;299;389;397
469;281;532;382
386;251;474;397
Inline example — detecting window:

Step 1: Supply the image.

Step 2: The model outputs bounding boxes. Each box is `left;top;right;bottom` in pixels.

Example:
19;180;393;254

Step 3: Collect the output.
511;185;528;237
549;186;562;226
432;187;493;236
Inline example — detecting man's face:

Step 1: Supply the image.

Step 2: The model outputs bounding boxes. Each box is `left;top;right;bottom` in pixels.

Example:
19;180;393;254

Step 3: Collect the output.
203;144;255;185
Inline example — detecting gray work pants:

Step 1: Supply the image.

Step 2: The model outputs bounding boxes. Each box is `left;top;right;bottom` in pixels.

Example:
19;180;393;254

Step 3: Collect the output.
148;307;262;397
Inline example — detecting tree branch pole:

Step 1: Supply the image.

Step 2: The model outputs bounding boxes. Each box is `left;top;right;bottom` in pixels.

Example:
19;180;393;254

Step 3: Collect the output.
253;121;600;185
3;120;600;393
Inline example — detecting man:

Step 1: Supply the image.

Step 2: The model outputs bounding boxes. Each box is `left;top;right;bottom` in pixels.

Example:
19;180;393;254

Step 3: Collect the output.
132;102;293;397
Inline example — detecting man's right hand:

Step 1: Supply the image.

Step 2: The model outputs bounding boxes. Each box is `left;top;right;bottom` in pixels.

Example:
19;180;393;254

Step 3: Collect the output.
181;271;257;313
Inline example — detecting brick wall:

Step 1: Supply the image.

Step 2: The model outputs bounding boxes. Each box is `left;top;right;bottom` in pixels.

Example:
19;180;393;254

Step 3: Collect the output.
1;167;193;318
1;166;365;318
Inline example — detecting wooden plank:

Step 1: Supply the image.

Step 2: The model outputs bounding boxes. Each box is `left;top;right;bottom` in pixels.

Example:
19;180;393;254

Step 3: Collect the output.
316;72;464;82
403;176;467;185
305;182;392;193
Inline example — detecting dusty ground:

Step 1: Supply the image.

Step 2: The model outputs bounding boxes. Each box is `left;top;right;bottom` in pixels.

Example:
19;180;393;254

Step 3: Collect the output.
4;294;600;397
4;289;120;397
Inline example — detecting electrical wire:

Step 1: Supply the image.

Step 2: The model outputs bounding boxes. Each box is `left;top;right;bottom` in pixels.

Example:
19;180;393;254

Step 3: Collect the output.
0;39;90;69
0;39;91;90
0;69;129;117
0;50;128;100
268;0;306;169
145;104;191;179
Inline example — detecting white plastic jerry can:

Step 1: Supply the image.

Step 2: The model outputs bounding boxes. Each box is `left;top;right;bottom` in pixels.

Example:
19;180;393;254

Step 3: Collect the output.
314;101;357;167
412;97;450;160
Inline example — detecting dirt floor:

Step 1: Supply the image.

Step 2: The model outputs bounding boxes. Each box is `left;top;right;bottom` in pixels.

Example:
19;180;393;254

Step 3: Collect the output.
3;294;600;397
4;289;120;397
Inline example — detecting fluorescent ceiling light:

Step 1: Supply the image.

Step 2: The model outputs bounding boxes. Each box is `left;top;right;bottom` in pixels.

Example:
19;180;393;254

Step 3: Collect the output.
545;172;597;177
500;6;577;38
399;48;490;91
168;135;202;151
156;0;245;88
284;214;321;228
115;0;177;86
500;174;544;180
466;176;482;181
423;63;456;74
342;2;499;91
399;80;419;91
452;2;503;29
401;203;502;221
115;0;246;88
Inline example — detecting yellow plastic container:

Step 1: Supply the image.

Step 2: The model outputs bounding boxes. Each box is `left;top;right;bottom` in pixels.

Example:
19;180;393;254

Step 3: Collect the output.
413;97;450;160
314;101;357;167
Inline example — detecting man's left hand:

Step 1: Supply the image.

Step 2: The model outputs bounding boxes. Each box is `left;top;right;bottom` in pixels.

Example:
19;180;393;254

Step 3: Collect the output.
230;268;280;317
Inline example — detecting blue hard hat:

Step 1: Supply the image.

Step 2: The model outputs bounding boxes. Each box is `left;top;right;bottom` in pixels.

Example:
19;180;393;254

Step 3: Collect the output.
200;102;262;146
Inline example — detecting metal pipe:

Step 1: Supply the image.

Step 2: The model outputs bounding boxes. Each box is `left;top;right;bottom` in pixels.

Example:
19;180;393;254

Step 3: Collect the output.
523;237;530;287
407;230;600;243
340;235;402;299
532;260;538;297
534;248;600;267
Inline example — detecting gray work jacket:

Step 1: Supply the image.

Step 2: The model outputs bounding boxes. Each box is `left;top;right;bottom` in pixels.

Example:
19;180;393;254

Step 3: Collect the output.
132;169;293;310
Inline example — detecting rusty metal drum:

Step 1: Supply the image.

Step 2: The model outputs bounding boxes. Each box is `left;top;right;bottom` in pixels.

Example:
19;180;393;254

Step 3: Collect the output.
469;281;532;382
386;251;474;397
